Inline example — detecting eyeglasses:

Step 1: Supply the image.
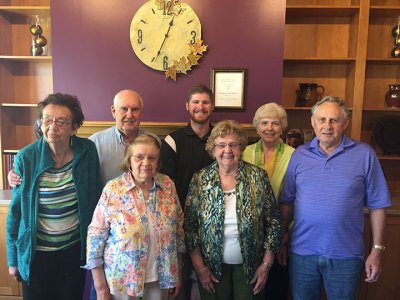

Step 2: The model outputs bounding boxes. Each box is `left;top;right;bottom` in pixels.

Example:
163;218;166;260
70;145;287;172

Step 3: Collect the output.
214;142;241;150
131;154;159;162
42;115;72;128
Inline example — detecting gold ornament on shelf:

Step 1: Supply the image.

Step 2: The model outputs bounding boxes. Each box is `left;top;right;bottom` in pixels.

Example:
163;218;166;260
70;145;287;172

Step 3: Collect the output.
130;0;207;80
391;16;400;58
29;15;49;56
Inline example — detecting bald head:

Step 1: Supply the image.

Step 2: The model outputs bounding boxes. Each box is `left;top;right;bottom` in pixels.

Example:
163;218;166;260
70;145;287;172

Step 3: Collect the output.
111;89;144;141
113;89;144;110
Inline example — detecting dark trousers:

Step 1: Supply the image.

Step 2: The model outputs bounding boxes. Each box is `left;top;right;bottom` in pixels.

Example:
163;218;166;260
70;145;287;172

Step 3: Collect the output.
22;243;86;300
264;261;289;300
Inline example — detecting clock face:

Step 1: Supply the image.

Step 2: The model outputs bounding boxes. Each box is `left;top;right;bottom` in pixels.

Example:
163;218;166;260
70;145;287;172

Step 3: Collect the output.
130;1;202;71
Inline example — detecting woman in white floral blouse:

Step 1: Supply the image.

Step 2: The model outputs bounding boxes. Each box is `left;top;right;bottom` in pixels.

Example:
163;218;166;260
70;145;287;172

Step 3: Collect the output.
85;134;185;300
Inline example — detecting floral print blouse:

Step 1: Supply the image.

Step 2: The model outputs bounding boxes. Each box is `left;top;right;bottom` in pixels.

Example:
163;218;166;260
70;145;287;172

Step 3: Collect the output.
184;160;281;282
85;171;185;297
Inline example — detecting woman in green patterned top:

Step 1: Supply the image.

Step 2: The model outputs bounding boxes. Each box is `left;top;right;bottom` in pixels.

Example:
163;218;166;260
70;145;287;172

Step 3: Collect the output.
184;120;281;300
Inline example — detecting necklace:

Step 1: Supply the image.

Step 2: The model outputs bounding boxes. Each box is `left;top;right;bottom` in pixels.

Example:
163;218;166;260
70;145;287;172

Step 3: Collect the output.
218;169;237;176
53;150;70;167
223;191;235;197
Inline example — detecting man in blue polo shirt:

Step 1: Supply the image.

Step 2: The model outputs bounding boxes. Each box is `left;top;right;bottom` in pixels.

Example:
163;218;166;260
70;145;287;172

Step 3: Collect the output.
280;96;391;300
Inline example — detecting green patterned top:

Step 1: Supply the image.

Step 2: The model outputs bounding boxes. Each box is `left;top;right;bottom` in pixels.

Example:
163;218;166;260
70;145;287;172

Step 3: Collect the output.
184;160;281;282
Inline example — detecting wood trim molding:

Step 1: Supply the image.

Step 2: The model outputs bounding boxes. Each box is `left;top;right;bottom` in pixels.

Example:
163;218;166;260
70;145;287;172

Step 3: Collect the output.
77;121;259;141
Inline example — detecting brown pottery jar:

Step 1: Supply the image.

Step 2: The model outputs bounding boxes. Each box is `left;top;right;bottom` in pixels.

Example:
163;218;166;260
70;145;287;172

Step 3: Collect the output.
385;84;400;108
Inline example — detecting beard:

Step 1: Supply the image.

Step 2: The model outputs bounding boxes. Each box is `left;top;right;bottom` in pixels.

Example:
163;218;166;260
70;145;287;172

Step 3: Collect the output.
189;110;210;124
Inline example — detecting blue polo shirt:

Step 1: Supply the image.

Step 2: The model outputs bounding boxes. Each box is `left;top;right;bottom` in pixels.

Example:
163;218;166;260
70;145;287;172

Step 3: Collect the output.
281;135;391;259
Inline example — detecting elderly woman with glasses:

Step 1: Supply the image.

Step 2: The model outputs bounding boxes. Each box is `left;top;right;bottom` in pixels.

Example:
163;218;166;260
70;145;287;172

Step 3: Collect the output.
184;120;281;300
85;134;185;300
6;93;101;300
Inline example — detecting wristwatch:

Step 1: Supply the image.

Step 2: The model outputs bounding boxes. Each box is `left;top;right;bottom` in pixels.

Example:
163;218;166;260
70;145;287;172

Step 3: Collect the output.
372;244;386;251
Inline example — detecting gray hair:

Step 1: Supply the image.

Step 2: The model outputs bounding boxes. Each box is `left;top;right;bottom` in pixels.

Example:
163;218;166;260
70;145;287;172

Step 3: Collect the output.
311;96;351;120
253;102;288;130
120;134;160;172
206;120;248;157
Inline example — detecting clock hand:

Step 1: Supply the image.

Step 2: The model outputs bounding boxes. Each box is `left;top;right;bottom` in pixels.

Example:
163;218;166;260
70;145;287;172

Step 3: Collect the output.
154;17;174;62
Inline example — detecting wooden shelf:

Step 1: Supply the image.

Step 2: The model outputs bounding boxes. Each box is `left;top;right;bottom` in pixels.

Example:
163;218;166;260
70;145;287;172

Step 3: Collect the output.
378;155;400;161
0;55;52;62
286;5;359;17
284;57;356;63
2;150;18;154
366;58;400;64
1;103;38;108
0;6;50;17
2;149;22;154
363;107;400;112
369;6;400;17
284;106;353;111
284;106;315;111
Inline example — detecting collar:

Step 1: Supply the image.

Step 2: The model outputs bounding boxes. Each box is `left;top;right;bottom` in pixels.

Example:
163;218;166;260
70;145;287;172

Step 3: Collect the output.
113;126;126;145
309;134;355;155
37;135;84;172
113;126;147;146
119;171;164;194
183;123;213;140
254;138;285;154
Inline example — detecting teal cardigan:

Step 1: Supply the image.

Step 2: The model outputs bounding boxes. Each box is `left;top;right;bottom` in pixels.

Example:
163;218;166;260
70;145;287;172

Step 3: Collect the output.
6;135;102;281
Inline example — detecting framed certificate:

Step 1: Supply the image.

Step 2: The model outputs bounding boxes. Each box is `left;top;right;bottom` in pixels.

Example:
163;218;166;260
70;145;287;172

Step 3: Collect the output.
211;68;247;111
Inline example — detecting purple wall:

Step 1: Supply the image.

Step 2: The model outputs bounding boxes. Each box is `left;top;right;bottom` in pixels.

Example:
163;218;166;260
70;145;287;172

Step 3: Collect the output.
51;0;285;123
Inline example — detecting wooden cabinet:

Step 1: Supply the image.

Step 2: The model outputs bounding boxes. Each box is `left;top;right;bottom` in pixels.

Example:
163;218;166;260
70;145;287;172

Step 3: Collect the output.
363;1;400;208
0;203;22;300
0;0;53;189
282;0;400;208
282;1;400;299
282;0;361;136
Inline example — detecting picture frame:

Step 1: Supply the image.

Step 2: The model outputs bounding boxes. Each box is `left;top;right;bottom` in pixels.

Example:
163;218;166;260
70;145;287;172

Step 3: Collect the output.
210;68;247;111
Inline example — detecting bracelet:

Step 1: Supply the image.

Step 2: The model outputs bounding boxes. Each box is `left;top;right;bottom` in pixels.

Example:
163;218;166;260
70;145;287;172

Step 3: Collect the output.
262;261;272;270
372;244;386;251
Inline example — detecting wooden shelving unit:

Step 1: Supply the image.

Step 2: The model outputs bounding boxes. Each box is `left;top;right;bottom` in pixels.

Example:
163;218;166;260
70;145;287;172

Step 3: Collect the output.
0;1;52;297
282;0;400;177
283;1;400;298
364;3;400;229
0;0;52;192
282;1;361;136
